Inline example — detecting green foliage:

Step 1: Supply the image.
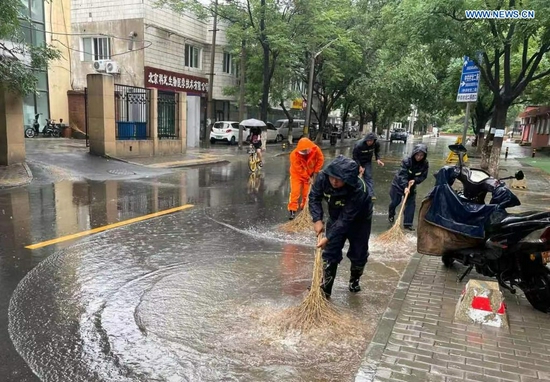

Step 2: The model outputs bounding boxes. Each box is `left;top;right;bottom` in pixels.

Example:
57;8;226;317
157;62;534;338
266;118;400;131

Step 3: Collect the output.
0;0;60;95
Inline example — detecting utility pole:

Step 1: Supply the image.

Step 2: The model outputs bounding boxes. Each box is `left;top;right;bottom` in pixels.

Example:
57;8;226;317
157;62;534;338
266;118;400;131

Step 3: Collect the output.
462;102;471;145
204;0;218;148
303;54;315;137
304;38;339;137
238;39;246;149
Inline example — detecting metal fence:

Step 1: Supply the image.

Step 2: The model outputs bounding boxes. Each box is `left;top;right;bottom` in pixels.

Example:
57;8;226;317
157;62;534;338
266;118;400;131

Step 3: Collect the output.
114;84;150;140
158;91;178;139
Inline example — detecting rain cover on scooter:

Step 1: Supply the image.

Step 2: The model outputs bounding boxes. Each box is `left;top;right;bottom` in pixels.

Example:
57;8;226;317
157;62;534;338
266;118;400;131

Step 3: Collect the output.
425;166;499;239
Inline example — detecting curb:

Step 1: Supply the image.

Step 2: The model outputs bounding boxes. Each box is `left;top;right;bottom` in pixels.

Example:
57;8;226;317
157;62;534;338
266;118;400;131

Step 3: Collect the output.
0;163;34;189
105;155;230;169
354;253;423;382
23;162;34;184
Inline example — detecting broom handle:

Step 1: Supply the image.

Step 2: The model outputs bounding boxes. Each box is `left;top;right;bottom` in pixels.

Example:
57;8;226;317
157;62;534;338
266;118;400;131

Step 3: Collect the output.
396;186;411;220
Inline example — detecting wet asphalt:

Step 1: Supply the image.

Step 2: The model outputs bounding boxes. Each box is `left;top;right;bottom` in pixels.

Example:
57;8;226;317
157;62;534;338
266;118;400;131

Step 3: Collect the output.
1;136;547;381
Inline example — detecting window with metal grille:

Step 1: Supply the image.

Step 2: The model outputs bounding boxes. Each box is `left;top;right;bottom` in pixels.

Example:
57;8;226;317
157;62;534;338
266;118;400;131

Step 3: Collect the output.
82;37;111;61
185;44;201;68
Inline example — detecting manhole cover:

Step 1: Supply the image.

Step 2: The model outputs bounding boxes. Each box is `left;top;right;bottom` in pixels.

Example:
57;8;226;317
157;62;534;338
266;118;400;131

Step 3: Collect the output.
108;169;136;175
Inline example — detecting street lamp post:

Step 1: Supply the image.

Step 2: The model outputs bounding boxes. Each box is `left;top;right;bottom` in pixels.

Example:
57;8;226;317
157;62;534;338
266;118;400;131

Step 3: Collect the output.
204;0;219;148
304;38;340;137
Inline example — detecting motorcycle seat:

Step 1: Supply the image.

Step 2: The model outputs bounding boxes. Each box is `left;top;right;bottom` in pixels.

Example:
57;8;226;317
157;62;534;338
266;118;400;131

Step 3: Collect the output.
499;211;550;226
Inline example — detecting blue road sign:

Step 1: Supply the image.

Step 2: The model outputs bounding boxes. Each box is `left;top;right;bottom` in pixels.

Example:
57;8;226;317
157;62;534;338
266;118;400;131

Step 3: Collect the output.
456;56;481;102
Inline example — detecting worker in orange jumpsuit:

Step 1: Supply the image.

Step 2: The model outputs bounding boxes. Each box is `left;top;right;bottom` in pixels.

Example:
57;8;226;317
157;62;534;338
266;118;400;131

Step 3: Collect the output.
288;137;324;220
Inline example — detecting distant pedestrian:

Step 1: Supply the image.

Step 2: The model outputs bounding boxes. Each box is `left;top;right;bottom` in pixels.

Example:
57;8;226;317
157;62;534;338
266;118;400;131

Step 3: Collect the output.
352;132;384;199
388;144;429;231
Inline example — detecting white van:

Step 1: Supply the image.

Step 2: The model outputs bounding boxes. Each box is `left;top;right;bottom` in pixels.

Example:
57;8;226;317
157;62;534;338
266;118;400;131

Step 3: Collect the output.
274;119;305;142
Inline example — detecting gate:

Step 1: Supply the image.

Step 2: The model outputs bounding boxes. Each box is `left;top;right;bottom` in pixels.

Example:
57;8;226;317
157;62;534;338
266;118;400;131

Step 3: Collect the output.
158;91;178;139
114;84;150;140
84;87;89;147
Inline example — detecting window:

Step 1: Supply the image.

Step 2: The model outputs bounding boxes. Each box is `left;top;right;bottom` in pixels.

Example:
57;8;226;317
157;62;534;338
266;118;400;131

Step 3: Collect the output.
81;37;111;62
185;44;201;69
223;52;233;74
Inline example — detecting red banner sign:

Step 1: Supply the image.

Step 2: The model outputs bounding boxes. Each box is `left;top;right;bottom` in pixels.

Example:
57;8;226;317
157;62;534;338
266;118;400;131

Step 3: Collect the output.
144;66;208;95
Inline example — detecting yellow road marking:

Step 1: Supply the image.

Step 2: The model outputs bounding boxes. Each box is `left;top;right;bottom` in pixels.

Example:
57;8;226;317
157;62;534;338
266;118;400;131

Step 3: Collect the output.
25;204;194;250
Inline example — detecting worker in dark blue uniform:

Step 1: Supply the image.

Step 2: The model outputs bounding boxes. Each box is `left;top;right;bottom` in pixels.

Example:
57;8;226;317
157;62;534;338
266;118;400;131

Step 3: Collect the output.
352;132;384;199
388;143;429;231
309;155;373;298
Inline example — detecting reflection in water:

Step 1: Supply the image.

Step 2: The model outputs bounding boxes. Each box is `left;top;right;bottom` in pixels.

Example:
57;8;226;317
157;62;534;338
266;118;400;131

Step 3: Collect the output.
280;243;310;297
3;148;433;382
10;207;398;382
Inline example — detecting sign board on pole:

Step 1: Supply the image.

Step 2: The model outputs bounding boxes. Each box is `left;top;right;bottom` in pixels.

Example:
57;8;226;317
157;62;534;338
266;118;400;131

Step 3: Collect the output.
456;56;480;103
291;99;304;110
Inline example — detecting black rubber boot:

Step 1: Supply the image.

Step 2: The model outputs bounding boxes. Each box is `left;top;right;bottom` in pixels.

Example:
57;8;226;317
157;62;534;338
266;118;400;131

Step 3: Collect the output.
349;265;365;293
321;262;338;298
289;210;296;220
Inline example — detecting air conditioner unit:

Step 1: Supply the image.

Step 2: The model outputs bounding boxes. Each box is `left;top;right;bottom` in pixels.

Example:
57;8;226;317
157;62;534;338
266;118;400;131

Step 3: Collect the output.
93;60;107;72
106;61;120;74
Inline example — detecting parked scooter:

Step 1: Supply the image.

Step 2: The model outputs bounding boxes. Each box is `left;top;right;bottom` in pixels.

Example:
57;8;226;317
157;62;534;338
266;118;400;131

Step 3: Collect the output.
421;144;550;313
25;114;63;138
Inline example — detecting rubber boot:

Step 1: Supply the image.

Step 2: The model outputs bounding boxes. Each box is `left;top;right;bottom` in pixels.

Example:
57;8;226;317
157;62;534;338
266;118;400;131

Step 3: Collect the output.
349;265;365;293
321;262;338;298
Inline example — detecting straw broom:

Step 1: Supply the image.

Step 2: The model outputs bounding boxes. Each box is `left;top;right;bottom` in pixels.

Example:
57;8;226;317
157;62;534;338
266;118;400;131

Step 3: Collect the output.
374;186;411;244
279;179;314;233
280;235;342;332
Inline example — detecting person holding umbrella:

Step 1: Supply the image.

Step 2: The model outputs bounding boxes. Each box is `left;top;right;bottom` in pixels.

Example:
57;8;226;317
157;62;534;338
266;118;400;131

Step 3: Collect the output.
242;119;266;167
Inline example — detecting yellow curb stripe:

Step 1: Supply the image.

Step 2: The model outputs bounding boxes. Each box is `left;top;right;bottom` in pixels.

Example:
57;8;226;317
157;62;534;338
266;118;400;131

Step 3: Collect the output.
25;204;194;250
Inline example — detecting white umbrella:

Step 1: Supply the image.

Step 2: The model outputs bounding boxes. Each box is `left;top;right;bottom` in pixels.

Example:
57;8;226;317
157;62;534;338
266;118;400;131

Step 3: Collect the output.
240;118;266;127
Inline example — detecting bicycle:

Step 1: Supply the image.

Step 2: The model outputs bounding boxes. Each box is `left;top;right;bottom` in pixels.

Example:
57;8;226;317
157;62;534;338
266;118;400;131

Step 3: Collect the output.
247;144;261;172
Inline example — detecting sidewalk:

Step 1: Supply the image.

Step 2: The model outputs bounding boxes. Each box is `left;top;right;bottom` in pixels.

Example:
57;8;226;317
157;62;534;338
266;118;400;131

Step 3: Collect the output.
0;163;33;189
356;253;550;382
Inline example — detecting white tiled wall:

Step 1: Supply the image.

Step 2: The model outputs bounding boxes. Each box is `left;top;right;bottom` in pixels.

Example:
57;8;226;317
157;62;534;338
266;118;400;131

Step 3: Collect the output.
71;0;237;99
71;0;144;23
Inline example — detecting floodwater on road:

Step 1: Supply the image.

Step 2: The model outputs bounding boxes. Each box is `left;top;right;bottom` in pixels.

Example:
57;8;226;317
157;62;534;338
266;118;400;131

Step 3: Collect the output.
5;135;547;381
9;203;415;381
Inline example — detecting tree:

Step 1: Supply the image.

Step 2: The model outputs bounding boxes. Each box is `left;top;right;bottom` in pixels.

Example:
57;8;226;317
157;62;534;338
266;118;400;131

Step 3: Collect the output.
396;0;550;175
0;1;59;95
160;0;305;123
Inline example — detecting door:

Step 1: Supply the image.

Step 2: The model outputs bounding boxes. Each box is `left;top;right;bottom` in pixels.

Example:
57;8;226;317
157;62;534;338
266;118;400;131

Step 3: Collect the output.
186;96;201;148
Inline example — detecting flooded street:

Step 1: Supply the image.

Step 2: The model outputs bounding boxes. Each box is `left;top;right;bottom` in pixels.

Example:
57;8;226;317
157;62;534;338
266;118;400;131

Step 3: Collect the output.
2;136;546;381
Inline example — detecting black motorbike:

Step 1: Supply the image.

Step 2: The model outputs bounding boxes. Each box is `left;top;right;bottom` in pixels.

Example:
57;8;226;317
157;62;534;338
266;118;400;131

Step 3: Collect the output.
430;144;550;313
25;114;63;138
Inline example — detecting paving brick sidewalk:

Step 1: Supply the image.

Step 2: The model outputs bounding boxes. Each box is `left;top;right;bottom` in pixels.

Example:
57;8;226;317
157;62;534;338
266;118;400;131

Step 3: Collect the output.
0;163;33;188
356;254;550;382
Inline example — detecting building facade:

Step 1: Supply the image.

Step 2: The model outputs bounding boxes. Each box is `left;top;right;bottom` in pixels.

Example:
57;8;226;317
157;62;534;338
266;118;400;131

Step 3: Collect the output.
45;0;72;126
519;106;550;149
69;0;239;147
19;0;50;130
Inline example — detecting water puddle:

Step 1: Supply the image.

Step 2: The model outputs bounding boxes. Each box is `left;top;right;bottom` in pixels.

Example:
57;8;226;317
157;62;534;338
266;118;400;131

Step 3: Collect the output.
9;208;417;381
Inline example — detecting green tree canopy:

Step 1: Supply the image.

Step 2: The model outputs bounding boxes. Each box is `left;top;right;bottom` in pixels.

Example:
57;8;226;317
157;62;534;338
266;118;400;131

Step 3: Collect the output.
0;1;59;95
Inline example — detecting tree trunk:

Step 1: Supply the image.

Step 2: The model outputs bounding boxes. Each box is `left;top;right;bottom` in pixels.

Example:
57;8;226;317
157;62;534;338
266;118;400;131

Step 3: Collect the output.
280;101;294;145
260;47;270;122
259;0;269;122
487;104;510;177
340;102;351;144
371;110;377;133
358;107;365;134
315;113;326;144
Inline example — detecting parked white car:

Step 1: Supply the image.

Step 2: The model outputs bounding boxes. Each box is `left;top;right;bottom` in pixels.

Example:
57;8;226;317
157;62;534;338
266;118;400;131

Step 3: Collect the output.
210;121;248;145
265;122;278;142
274;119;305;142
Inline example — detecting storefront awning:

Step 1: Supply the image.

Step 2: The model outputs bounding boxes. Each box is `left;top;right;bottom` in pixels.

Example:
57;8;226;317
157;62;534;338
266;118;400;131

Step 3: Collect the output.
519;106;550;118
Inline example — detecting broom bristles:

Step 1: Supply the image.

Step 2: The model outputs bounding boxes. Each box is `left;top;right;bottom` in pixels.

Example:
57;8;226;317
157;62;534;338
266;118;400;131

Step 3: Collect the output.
374;187;410;244
279;197;313;233
279;245;343;332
